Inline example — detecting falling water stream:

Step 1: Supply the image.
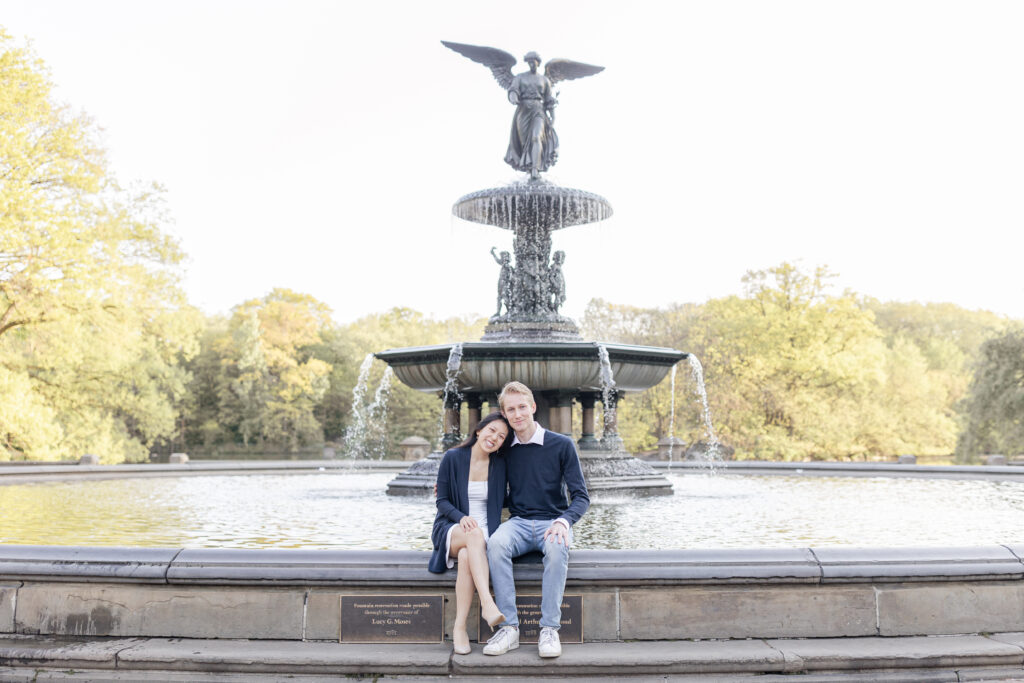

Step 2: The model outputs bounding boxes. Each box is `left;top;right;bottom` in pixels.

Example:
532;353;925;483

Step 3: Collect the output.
369;367;394;460
343;354;375;458
688;355;722;469
596;344;617;447
667;364;677;468
438;343;464;445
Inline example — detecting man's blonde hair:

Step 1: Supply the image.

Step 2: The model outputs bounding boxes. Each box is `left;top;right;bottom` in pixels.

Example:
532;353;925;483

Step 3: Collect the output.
498;381;535;410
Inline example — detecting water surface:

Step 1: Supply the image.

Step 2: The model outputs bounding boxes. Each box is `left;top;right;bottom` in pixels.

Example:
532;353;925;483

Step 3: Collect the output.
2;472;1023;549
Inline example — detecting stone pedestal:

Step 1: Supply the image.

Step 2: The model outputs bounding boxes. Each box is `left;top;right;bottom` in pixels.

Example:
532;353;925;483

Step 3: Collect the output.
656;436;687;460
400;437;431;462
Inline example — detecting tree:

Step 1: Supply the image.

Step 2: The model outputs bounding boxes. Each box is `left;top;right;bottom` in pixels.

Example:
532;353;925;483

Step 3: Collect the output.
0;30;200;462
216;289;333;451
956;327;1024;461
686;264;886;459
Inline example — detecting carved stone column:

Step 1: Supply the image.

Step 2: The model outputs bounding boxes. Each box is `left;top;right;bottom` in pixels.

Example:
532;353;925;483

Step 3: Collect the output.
577;392;600;450
548;391;574;437
466;394;482;430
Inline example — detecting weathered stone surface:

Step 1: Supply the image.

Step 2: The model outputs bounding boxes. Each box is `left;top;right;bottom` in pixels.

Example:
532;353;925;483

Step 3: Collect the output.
957;667;1024;682
167;548;445;586
15;583;304;639
0;545;177;583
452;639;785;676
815;546;1024;582
767;634;1024;670
0;584;17;633
117;638;451;674
567;547;821;583
0;634;133;668
877;582;1024;636
579;589;618;641
305;590;340;641
619;585;876;639
986;630;1024;649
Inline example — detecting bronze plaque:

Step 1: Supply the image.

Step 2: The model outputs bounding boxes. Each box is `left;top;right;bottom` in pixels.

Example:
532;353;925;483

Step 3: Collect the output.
478;595;582;643
340;595;443;643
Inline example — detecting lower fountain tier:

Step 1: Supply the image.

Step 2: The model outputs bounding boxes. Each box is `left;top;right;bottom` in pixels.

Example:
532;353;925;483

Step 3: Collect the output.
386;449;672;497
375;341;686;394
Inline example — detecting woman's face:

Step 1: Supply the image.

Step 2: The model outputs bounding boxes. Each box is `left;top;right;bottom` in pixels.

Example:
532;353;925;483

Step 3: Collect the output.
476;421;509;454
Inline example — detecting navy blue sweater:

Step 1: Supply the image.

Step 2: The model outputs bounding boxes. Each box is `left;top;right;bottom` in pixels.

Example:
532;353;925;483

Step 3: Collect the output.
505;430;589;525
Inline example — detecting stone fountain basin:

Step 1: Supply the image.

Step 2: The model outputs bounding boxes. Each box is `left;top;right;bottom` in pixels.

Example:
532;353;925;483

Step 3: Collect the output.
453;182;612;230
374;342;686;394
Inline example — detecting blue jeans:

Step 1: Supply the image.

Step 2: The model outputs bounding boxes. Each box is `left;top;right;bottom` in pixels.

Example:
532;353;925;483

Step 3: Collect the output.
487;517;572;630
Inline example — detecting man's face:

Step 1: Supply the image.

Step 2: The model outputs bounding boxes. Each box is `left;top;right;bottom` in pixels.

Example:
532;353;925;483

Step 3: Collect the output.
502;392;536;435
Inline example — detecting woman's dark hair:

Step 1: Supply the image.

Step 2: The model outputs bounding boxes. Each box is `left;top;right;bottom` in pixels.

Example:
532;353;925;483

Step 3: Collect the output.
458;411;512;454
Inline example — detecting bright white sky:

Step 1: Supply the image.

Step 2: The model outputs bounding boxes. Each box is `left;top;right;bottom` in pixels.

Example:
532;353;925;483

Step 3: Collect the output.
4;1;1023;324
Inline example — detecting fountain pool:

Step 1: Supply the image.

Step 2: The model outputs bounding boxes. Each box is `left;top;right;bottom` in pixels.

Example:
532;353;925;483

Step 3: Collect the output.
4;470;1023;550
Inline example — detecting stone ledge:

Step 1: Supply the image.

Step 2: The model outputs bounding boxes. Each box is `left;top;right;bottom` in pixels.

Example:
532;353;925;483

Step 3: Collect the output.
3;545;1024;586
0;546;178;583
1;634;1023;677
814;546;1024;582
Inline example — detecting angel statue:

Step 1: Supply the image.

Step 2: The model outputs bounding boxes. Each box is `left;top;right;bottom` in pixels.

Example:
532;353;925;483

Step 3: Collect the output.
442;41;604;180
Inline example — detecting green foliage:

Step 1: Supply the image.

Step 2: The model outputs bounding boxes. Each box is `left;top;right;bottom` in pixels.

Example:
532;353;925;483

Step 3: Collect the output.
585;263;1006;461
185;289;333;452
0;30;200;462
956;327;1024;461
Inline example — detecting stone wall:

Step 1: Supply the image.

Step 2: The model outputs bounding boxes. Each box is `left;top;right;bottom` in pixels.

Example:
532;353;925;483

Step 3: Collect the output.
2;545;1023;643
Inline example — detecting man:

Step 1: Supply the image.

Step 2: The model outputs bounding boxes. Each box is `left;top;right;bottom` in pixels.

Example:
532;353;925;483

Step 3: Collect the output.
483;381;590;658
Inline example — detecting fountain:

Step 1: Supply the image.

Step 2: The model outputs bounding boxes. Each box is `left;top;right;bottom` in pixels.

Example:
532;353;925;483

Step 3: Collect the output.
378;42;687;495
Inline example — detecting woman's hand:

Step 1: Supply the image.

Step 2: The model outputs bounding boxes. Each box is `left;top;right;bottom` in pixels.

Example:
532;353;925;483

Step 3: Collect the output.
459;516;479;533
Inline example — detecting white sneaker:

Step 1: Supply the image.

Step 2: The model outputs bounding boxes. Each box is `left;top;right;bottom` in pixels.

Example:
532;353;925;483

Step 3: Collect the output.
482;625;519;655
538;626;561;658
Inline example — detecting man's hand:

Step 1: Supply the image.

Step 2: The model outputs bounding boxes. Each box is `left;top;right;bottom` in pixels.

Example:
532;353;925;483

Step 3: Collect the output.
459;516;479;533
543;520;569;545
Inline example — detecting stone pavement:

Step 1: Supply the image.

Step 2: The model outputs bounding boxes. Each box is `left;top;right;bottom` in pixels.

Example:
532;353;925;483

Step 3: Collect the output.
3;634;1024;681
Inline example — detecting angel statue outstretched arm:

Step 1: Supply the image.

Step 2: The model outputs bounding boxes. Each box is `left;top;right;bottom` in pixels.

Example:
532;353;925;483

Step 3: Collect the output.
442;41;603;180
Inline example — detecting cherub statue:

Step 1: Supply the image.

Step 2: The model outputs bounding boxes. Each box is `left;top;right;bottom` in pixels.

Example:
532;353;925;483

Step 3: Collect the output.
490;247;514;317
442;41;604;180
548;250;566;313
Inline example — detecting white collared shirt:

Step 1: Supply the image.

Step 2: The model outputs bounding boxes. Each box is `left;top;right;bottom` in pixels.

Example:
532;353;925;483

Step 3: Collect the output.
511;424;545;447
509;424;568;530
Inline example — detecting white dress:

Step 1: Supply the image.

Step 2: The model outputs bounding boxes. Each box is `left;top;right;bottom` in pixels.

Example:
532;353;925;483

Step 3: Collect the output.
444;480;489;569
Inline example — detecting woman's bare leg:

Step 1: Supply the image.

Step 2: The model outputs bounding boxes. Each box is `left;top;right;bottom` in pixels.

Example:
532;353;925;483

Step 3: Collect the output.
452;547;472;653
451;527;505;628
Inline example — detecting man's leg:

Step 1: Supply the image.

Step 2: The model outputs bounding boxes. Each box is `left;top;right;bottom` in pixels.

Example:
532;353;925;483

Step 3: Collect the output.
539;524;572;629
486;517;531;628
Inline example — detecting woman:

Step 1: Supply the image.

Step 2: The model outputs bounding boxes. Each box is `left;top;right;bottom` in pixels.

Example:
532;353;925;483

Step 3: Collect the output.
429;412;511;654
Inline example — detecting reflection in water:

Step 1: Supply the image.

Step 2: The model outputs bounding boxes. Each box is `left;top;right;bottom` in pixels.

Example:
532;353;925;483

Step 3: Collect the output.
2;472;1024;549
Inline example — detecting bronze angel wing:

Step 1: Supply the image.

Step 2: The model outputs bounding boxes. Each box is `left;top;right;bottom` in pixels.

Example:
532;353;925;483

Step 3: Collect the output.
544;59;605;86
441;41;517;90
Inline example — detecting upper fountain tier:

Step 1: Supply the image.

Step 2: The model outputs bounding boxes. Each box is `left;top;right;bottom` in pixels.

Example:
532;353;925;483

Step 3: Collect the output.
453;180;613;231
456;179;613;342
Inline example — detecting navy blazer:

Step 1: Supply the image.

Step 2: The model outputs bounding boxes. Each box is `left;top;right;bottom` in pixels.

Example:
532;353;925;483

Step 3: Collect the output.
428;446;507;574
